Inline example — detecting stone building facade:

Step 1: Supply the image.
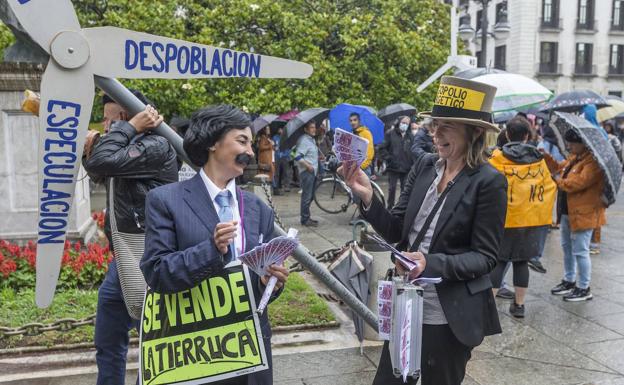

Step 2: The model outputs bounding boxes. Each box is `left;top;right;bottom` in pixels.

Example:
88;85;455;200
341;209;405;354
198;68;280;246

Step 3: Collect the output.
453;0;624;96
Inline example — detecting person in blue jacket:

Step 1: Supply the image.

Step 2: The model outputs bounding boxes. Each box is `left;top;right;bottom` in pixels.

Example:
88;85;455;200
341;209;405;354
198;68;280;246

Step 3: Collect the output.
141;104;289;385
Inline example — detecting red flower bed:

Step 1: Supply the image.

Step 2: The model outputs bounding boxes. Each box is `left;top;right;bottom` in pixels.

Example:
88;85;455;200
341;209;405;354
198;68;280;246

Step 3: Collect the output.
92;210;106;230
0;238;112;291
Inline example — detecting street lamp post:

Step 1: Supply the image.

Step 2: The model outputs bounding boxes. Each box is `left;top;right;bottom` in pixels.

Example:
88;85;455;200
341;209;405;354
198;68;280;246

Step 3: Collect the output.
458;0;510;68
480;0;490;67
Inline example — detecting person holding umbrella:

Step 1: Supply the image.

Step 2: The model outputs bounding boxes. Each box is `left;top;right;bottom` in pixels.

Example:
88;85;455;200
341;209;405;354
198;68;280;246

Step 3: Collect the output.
340;76;506;385
295;120;321;227
546;128;607;301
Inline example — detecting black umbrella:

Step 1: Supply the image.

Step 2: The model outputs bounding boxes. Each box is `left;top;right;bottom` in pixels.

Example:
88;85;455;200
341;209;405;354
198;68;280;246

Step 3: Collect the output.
377;103;418;124
540;90;609;113
252;114;279;134
329;243;372;343
551;112;622;206
269;118;287;136
454;67;506;79
280;107;329;150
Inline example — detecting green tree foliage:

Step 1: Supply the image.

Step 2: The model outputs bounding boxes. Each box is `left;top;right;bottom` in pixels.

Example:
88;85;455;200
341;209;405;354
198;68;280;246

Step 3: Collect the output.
0;23;15;60
3;0;453;120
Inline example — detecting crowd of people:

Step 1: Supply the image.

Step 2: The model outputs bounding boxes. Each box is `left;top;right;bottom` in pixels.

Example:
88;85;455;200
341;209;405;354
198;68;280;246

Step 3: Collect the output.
84;73;619;385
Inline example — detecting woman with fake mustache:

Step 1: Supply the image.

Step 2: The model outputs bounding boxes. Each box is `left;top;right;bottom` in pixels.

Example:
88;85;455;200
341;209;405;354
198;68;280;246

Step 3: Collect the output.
141;105;289;385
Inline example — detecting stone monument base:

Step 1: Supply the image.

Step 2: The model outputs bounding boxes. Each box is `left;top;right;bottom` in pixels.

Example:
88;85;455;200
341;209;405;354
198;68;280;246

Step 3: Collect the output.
0;62;97;245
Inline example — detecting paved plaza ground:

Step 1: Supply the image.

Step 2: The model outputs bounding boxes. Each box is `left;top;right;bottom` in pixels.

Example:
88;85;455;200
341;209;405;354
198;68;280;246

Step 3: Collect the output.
1;177;624;385
266;177;624;385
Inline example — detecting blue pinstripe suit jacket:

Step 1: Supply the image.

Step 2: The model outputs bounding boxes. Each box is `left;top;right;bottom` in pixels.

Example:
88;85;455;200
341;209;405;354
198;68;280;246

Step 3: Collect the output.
141;173;277;384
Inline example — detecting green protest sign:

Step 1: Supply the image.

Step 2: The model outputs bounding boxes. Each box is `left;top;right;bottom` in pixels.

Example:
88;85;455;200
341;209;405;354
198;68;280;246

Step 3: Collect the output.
139;264;268;385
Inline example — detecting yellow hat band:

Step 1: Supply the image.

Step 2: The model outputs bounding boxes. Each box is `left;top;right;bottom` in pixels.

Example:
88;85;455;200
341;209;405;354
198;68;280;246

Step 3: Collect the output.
434;84;486;112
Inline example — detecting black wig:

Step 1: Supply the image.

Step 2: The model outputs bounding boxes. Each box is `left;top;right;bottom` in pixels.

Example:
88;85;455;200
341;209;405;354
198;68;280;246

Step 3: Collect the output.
183;105;251;167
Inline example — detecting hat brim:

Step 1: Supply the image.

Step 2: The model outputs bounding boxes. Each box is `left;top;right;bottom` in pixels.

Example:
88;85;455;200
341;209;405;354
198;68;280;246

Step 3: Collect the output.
419;112;500;133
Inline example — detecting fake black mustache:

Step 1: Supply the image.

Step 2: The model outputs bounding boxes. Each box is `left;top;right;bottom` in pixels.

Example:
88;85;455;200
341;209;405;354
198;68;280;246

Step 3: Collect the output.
235;153;252;166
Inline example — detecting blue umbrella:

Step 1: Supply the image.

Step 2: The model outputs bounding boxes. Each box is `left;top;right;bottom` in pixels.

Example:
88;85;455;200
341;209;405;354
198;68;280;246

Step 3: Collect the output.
329;103;384;144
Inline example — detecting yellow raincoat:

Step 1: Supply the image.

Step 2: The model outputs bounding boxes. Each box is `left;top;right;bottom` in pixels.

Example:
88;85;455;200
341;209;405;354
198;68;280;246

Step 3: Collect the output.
489;147;557;228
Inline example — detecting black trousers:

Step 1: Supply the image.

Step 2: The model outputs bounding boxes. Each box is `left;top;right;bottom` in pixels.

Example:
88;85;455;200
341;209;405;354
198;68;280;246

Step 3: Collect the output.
490;260;529;288
274;157;292;189
373;324;473;385
299;170;316;224
387;171;407;209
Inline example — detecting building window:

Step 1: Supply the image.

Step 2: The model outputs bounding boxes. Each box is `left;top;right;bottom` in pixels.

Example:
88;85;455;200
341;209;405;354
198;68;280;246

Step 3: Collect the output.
496;3;505;23
609;90;623;97
476;9;483;32
575;43;593;74
578;0;595;30
459;15;471;28
613;0;624;30
495;45;507;70
542;0;560;27
539;42;558;73
610;44;624;74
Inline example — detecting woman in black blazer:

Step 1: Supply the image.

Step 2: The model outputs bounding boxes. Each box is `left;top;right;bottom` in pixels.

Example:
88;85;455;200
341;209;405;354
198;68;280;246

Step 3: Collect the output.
340;77;507;385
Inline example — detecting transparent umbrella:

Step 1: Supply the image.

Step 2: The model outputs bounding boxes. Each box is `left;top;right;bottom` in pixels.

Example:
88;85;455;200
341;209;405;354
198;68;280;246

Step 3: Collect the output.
471;73;553;120
597;99;624;122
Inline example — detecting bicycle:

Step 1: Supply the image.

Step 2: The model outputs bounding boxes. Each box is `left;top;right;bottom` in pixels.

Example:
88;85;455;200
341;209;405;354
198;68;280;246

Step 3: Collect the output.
314;156;386;214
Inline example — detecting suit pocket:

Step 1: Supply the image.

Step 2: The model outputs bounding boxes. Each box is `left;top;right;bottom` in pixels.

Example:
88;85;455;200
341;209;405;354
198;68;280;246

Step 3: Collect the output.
466;275;493;295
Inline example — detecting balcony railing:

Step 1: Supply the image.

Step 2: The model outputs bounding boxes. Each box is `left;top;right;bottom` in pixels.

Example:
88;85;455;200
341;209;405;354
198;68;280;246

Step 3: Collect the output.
540;17;563;30
609;65;624;75
574;64;596;76
611;19;624;32
576;19;597;31
536;62;562;75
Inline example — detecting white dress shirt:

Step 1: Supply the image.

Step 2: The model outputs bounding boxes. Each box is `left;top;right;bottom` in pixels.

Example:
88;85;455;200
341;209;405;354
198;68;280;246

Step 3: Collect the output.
407;159;448;325
200;168;243;258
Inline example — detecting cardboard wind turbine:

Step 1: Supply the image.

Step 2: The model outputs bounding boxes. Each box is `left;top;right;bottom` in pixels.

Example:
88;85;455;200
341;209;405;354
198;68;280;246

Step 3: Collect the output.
8;0;313;308
416;1;477;92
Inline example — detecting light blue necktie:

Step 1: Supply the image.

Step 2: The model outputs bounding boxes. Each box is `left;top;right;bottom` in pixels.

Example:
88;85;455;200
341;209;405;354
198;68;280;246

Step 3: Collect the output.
215;191;235;261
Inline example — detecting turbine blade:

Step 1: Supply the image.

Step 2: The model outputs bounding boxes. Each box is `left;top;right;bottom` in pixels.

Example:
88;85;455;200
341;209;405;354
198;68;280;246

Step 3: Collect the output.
7;0;80;52
83;27;313;79
450;6;458;57
36;58;94;308
417;62;454;92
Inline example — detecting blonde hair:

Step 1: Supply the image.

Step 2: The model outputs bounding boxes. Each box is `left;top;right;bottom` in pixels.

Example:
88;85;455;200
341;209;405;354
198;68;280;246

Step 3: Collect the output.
464;124;489;168
432;119;490;168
